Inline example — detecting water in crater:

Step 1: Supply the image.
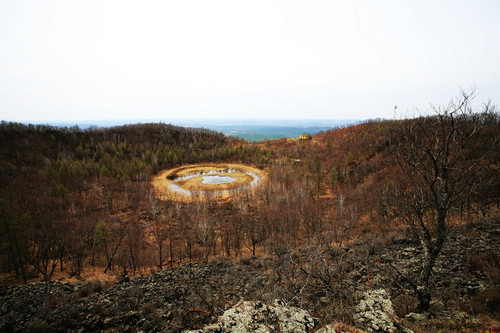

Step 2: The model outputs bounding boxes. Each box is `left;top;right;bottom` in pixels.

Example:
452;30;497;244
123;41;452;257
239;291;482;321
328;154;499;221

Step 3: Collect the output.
201;175;236;185
167;168;262;196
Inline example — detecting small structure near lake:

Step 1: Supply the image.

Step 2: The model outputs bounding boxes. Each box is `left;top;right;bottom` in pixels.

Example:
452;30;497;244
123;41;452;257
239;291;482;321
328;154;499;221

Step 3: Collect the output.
299;133;312;140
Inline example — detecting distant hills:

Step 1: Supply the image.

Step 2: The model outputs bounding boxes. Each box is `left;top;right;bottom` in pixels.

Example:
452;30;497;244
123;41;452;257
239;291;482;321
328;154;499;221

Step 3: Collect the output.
208;124;331;141
27;118;360;141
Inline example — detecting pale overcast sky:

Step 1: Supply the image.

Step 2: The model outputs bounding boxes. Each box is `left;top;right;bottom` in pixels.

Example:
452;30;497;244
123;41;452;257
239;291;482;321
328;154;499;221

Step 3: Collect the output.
1;0;499;122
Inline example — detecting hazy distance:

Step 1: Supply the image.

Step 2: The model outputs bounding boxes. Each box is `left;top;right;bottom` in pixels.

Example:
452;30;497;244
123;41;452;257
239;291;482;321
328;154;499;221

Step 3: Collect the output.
30;118;359;141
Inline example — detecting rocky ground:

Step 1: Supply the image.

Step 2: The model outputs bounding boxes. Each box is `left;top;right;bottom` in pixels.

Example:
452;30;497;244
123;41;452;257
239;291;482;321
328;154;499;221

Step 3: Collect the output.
1;219;499;332
0;261;268;332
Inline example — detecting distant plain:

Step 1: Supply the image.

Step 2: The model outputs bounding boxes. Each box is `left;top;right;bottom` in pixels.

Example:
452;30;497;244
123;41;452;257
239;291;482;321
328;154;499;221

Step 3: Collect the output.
35;118;360;141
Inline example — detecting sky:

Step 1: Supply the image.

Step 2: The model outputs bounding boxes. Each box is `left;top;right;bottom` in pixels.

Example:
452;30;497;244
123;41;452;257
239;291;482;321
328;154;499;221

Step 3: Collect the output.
1;0;499;123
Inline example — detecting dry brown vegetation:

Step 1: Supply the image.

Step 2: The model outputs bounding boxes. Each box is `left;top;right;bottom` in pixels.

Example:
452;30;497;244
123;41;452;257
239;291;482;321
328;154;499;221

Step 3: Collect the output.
151;163;267;201
1;93;499;331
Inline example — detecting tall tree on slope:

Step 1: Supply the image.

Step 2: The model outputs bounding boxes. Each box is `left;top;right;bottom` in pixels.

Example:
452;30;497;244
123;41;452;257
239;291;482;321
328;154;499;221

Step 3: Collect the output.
389;90;498;312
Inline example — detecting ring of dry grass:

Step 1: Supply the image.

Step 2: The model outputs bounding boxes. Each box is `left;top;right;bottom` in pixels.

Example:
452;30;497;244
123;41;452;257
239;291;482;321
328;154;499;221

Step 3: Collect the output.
151;163;266;201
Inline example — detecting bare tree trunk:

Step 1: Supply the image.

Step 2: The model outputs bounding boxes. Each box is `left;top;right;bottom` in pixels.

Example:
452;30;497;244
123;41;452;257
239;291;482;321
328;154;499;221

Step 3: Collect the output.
387;90;497;312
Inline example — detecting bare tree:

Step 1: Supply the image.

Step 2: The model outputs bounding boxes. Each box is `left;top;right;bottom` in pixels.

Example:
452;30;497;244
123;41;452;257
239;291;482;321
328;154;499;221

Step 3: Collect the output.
94;218;126;274
151;207;174;270
389;90;498;311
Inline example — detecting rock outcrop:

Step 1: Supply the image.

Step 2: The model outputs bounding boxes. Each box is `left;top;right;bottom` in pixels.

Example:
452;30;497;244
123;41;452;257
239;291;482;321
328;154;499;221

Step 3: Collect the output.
185;300;317;333
354;289;399;333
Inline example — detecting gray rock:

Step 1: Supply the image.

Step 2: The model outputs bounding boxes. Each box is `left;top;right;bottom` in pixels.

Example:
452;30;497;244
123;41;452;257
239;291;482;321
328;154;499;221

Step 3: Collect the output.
0;262;268;332
184;300;317;333
354;289;397;332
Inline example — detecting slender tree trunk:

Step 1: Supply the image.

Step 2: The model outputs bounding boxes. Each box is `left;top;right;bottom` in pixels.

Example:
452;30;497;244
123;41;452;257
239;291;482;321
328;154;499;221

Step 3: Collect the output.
416;213;447;311
104;238;123;273
158;243;163;270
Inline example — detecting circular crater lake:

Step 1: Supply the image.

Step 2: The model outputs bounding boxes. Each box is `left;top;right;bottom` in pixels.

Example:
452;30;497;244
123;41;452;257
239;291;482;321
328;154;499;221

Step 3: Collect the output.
152;163;267;201
201;175;236;185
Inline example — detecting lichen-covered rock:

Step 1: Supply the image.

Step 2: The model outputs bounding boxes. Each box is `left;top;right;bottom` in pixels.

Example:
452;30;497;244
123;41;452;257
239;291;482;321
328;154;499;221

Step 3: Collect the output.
185;300;317;333
354;289;396;332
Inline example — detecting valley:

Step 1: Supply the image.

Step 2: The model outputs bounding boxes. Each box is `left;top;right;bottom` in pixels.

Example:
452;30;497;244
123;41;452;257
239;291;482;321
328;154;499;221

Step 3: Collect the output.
0;96;499;332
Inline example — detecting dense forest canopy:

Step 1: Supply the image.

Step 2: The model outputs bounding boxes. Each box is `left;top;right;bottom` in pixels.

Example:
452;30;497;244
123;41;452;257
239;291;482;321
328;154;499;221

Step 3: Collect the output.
0;121;273;280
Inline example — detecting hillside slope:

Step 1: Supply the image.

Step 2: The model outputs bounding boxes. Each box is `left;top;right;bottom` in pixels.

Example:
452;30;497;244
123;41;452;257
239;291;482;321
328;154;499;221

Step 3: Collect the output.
1;222;499;331
1;102;499;331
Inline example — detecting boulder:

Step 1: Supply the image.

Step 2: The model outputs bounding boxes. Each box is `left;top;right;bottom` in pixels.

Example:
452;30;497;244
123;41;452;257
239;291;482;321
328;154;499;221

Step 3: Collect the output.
354;289;397;333
185;300;317;333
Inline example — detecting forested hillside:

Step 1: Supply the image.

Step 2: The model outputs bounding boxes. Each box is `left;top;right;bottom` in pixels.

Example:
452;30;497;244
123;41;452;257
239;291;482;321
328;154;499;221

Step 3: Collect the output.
1;96;499;331
0;121;272;282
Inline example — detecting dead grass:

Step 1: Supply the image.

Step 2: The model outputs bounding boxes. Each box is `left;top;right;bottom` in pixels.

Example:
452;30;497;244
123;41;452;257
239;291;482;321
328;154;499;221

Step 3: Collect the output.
151;163;267;202
0;265;120;285
177;172;253;191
